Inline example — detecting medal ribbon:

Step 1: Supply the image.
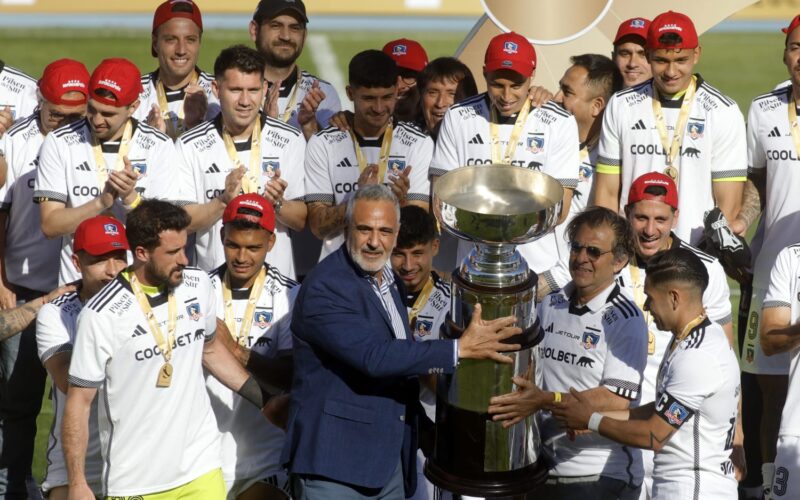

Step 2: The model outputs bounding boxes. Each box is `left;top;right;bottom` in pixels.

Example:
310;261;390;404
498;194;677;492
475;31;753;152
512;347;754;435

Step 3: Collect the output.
349;122;394;182
129;273;177;387
155;70;199;138
92;120;133;188
280;66;302;123
489;98;531;164
628;261;655;355
222;118;262;194
651;75;697;177
222;266;268;346
408;276;435;325
787;91;800;161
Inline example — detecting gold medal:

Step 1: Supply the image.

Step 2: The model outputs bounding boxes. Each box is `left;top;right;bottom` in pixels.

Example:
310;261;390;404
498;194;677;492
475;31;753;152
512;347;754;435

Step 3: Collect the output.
652;75;697;186
664;165;678;181
156;362;173;388
647;331;655;355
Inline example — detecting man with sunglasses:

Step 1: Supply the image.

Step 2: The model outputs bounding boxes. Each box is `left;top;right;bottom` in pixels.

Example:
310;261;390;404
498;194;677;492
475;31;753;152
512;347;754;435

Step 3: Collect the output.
489;207;647;499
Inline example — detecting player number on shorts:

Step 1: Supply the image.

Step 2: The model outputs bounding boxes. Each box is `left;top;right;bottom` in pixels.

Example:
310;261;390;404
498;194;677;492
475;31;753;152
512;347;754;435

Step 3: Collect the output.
774;466;789;497
723;417;735;451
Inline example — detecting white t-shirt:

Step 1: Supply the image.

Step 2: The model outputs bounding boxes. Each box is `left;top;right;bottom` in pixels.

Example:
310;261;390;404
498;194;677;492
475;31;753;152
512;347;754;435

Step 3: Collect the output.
134;69;220;139
746;85;800;288
764;243;800;438
68;268;221;496
536;282;647;482
598;76;746;245
0;63;37;124
34;119;182;285
0;113;61;292
207;263;297;487
176;114;306;278
430;94;580;274
305;121;433;260
36;289;103;496
651;318;739;499
269;68;341;131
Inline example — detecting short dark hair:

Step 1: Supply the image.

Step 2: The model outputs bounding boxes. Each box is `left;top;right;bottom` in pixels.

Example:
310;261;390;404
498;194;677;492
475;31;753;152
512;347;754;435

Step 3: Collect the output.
349;50;398;89
126;200;191;251
396;205;438;249
566;206;635;262
658;32;684;48
417;57;478;102
569;53;623;101
645;247;709;294
214;45;266;80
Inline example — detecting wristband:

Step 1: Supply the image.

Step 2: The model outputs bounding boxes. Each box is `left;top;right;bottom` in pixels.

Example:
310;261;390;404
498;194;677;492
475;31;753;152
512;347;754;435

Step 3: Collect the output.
553;391;562;403
238;376;272;409
588;412;604;433
126;193;142;210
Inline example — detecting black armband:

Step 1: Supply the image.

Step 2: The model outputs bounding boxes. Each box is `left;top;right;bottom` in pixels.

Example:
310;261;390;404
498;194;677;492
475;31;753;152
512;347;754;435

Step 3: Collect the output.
238;376;272;409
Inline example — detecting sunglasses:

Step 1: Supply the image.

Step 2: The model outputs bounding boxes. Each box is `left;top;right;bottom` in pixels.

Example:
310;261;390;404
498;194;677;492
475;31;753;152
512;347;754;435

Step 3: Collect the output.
569;242;613;260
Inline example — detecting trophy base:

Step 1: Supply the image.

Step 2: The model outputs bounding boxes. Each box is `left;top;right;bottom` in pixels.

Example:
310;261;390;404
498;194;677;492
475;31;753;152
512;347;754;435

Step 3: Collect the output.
424;457;548;498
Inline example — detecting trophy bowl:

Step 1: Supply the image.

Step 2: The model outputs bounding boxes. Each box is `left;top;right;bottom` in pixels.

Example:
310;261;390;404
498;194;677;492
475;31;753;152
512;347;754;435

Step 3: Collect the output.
434;164;564;246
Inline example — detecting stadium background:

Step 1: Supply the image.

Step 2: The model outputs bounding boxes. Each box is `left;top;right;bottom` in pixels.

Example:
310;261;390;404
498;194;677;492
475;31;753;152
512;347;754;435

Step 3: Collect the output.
0;0;794;481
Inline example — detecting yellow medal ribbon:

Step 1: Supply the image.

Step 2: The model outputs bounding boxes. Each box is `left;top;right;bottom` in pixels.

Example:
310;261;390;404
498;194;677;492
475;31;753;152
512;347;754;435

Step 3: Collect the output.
279;66;302;123
155;70;199;139
408;276;435;326
129;272;177;389
669;312;707;355
222;266;268;347
489;98;531;164
787;90;800;161
628;261;656;355
222;118;262;194
651;75;697;182
92;120;133;188
349;122;394;182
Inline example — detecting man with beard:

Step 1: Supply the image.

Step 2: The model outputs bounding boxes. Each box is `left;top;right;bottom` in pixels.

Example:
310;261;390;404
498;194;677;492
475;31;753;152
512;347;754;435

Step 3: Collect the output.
63;200;285;500
136;0;220;140
284;184;523;499
250;0;340;140
36;216;129;500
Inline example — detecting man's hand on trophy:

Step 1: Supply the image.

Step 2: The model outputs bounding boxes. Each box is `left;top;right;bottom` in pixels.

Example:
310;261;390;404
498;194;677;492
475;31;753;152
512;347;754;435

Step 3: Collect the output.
457;304;521;364
488;375;546;428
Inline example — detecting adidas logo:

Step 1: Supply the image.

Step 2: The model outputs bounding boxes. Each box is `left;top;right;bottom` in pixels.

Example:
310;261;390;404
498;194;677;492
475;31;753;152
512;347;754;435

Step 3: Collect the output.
468;134;484;144
75;161;91;171
205;163;221;174
768;126;782;138
545;323;554;333
131;325;148;338
631;119;647;130
336;158;353;168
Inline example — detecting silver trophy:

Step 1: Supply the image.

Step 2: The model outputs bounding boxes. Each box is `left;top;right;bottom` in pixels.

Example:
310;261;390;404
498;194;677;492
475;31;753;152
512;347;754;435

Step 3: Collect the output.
426;165;563;497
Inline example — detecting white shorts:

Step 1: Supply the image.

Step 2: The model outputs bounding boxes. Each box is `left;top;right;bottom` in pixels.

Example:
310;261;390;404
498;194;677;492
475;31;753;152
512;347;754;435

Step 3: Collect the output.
225;470;289;500
41;453;102;497
741;287;790;375
774;435;800;498
638;449;654;500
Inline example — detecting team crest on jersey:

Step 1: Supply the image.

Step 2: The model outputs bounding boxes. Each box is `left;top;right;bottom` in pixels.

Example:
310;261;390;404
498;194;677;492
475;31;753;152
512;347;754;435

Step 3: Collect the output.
132;162;148;177
103;223;119;236
262;160;280;178
415;319;434;338
664;402;689;425
254;310;273;329
687;120;705;139
186;303;202;321
578;165;593;181
526;134;545;154
503;41;518;54
392;44;407;56
388;159;406;177
581;331;600;350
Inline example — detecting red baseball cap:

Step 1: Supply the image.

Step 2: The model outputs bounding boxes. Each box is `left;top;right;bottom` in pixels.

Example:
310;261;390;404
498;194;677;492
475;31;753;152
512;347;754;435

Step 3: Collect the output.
782;14;800;41
39;59;90;106
382;38;429;73
223;194;276;232
484;32;536;77
74;216;130;256
627;172;679;210
647;11;698;50
152;0;203;57
89;59;143;108
614;17;651;45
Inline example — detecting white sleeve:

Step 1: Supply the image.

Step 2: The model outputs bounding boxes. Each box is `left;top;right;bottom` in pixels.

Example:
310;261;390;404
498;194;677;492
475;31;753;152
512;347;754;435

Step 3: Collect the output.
202;273;217;341
655;349;721;429
33;134;69;204
407;134;433;203
710;102;747;180
36;303;73;363
548;115;580;189
602;314;648;400
69;308;117;387
173;138;202;205
17;85;38;119
303;134;335;204
597;96;623;173
281;132;306;202
316;81;342;129
0;134;14;210
429;109;461;177
746;101;766;173
703;260;732;325
764;246;796;309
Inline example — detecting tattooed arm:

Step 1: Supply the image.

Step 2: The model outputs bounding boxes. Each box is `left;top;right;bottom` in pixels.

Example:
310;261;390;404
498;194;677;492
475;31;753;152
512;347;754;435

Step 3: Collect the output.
307;201;347;240
0;284;74;342
731;172;765;236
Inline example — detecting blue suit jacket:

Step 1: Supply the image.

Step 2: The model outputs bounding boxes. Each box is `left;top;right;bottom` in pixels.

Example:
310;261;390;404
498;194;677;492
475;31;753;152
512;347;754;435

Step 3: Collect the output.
282;247;456;493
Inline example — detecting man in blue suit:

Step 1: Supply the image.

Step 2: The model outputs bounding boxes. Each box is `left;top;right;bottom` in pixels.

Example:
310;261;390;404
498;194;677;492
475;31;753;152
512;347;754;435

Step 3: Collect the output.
285;184;521;499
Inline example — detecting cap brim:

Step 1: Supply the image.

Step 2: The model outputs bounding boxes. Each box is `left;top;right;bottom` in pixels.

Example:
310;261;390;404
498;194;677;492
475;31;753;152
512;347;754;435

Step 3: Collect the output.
484;60;534;77
79;241;129;256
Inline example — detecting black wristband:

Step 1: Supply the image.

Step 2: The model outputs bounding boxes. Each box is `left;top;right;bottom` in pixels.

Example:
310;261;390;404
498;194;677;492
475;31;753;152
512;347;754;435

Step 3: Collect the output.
238;376;271;409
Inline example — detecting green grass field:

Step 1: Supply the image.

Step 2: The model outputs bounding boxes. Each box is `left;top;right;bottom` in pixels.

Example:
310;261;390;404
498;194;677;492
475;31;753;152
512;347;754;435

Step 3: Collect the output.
9;26;778;482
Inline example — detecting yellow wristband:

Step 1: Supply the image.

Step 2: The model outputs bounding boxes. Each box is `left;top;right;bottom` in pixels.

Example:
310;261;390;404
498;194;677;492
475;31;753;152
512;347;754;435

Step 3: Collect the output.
553;391;562;403
128;193;142;209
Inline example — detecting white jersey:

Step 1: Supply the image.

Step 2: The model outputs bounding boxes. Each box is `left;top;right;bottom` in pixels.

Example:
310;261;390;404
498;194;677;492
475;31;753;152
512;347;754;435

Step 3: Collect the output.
0;113;61;292
270;68;341;131
68;268;221;496
0;63;37;124
34;119;182;285
651;318;739;500
536;282;647;483
305;121;433;260
431;94;580;274
134;69;220;139
746;86;800;288
207;263;297;488
598;76;746;245
764;243;800;437
176;114;305;277
36;290;103;495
